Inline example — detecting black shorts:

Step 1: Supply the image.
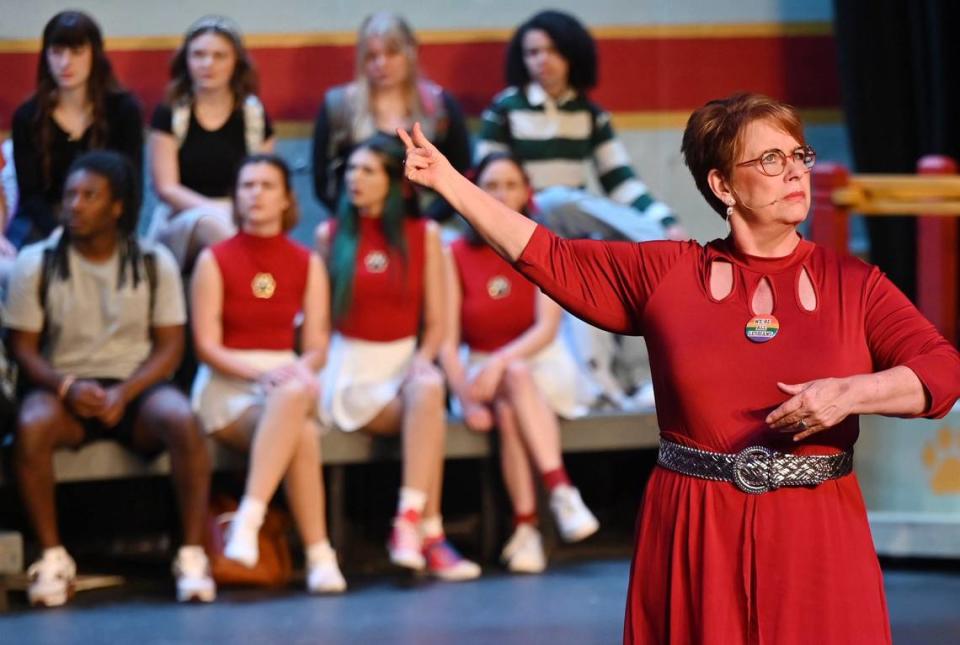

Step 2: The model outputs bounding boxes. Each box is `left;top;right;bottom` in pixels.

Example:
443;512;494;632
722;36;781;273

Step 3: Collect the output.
31;379;176;450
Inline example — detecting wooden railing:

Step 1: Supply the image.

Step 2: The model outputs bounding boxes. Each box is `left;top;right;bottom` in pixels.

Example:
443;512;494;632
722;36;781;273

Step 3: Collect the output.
810;155;960;345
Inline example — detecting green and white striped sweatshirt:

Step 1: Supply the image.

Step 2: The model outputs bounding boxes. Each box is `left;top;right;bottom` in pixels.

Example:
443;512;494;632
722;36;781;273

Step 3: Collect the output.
476;84;676;229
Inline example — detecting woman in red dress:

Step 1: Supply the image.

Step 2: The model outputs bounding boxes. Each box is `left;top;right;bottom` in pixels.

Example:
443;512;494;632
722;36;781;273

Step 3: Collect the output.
398;93;960;644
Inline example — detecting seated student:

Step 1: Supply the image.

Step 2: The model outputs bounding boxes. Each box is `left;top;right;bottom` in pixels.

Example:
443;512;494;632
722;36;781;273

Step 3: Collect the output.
311;11;470;220
191;154;345;594
316;135;479;581
10;10;142;250
476;10;678;410
149;15;274;274
476;10;681;239
439;153;598;573
5;151;213;606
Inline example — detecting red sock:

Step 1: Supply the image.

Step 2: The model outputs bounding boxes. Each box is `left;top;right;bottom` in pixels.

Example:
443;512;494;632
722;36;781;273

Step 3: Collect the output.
397;508;421;525
542;467;571;492
514;511;538;527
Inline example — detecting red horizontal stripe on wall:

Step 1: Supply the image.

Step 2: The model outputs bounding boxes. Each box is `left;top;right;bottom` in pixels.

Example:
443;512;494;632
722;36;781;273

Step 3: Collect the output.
0;35;839;127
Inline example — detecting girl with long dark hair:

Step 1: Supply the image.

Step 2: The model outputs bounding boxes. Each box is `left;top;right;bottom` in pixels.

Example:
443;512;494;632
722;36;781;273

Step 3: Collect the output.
10;10;142;249
316;134;479;581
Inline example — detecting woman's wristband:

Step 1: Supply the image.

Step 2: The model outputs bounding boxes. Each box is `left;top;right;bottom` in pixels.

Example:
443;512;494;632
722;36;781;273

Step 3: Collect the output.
57;374;76;400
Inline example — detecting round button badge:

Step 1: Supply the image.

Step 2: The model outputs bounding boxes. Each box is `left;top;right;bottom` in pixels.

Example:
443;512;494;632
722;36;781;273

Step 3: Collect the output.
745;315;780;343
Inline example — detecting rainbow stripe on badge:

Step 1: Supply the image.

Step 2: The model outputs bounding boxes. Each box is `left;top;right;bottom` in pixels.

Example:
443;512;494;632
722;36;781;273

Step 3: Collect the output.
745;315;780;343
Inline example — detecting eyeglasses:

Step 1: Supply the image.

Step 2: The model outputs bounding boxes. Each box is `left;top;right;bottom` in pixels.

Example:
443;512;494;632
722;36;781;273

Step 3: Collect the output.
735;145;816;177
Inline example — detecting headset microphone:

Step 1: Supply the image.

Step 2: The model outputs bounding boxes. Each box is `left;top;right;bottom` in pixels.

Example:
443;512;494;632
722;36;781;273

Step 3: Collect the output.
731;191;779;211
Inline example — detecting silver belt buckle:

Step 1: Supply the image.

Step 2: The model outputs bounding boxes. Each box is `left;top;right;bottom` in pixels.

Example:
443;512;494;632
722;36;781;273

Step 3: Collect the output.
732;446;777;494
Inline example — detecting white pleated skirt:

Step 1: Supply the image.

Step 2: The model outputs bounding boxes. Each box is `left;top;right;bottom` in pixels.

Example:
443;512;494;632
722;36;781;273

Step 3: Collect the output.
319;334;417;432
191;349;301;434
465;336;588;420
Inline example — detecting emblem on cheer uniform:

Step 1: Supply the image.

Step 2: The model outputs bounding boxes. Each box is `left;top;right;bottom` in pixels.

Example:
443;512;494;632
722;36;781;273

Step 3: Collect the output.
364;251;389;273
251;272;276;299
487;276;511;299
745;315;779;343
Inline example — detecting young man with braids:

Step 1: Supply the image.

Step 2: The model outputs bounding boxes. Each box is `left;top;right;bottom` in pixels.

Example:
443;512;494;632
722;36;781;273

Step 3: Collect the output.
4;150;215;606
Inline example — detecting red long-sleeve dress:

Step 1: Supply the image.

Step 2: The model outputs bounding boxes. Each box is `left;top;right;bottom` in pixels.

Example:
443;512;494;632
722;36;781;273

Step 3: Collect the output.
514;225;960;645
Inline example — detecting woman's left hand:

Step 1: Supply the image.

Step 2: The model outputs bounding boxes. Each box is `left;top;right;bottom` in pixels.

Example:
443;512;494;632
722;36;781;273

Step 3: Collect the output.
260;362;320;399
766;378;856;441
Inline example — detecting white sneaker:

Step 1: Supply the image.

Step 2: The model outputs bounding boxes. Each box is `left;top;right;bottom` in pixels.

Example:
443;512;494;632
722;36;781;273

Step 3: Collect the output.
223;519;259;568
172;546;216;603
306;546;347;594
27;547;76;608
550;485;600;543
501;525;546;574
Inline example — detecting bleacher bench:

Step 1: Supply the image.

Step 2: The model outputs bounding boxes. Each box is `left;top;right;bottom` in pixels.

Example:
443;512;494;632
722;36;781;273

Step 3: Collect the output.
0;412;659;570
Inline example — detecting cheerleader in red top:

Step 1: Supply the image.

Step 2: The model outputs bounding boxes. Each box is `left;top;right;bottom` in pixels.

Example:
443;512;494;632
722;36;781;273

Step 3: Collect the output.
315;135;480;581
399;93;960;645
191;155;346;594
440;153;598;574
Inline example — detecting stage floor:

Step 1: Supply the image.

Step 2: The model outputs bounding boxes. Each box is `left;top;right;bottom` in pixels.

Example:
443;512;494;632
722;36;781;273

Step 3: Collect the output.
2;558;959;644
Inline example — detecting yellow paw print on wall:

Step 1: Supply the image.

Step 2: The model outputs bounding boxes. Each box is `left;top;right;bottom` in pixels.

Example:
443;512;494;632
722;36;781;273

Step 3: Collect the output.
923;426;960;494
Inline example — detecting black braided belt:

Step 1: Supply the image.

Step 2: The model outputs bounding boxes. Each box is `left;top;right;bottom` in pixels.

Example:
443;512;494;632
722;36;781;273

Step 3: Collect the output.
657;439;854;494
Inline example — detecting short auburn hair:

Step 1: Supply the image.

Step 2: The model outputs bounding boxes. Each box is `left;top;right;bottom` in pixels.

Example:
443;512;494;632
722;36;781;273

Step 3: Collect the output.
681;93;805;218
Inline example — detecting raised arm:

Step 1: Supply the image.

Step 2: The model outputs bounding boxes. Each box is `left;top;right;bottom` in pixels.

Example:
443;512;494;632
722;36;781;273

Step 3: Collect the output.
398;123;536;261
399;124;690;335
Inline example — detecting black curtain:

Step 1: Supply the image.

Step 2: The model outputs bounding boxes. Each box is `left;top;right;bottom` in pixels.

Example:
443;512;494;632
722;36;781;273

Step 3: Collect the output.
833;0;960;302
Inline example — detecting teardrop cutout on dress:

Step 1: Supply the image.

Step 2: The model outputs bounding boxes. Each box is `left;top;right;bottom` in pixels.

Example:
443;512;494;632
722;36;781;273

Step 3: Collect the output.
750;276;775;315
709;260;734;301
797;266;818;312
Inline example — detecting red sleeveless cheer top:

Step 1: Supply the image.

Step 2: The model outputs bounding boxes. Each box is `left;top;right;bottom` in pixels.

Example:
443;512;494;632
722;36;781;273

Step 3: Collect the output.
211;231;310;350
451;238;536;352
333;216;426;341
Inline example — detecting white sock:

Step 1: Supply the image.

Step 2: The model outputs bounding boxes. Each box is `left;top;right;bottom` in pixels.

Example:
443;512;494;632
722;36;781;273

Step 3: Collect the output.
43;545;68;560
177;545;206;560
235;497;267;531
397;487;427;518
305;540;335;566
421;516;444;540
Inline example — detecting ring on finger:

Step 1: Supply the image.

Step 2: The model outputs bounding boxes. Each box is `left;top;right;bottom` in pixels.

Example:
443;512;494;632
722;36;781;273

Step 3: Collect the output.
796;418;807;430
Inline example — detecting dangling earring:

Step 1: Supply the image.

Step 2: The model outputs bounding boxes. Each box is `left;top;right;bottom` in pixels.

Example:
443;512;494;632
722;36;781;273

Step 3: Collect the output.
725;205;734;218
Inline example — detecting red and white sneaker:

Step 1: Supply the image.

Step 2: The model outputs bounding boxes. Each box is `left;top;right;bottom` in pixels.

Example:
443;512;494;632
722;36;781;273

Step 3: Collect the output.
388;511;425;570
27;547;76;608
422;538;481;582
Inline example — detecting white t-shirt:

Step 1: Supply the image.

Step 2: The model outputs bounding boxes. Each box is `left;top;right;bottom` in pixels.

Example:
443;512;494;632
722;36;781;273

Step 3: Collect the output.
4;237;185;380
